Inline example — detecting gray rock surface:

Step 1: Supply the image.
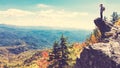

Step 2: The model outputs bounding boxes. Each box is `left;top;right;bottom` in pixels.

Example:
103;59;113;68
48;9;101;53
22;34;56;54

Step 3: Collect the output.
94;18;111;38
74;18;120;68
75;41;120;68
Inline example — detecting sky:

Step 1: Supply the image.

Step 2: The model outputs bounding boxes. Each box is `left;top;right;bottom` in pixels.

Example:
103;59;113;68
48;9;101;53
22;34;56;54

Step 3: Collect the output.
0;0;120;30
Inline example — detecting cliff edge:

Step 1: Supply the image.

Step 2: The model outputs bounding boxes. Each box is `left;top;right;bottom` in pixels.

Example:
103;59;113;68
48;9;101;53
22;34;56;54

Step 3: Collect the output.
74;18;120;68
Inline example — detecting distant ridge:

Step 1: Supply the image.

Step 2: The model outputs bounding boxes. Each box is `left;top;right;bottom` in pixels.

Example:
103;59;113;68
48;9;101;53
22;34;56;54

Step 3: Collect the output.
0;24;92;30
0;24;91;49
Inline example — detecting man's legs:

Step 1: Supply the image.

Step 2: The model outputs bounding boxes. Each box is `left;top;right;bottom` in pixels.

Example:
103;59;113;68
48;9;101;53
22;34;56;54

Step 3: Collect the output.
100;12;103;19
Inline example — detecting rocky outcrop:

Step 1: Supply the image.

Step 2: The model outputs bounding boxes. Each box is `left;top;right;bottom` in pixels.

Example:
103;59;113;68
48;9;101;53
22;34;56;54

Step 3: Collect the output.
94;18;111;38
74;18;120;68
75;41;120;68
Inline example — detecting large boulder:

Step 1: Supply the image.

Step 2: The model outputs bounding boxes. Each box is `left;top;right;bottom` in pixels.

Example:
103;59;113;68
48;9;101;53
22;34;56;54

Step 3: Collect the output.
94;18;111;38
74;41;120;68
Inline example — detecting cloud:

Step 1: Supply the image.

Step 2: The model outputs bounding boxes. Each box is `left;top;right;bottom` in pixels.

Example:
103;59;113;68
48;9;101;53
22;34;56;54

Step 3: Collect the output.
37;4;51;8
37;9;88;18
0;8;94;30
0;9;34;17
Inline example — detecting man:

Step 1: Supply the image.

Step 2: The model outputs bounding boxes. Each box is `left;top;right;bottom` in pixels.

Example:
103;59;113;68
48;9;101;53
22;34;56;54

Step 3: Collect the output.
100;4;105;19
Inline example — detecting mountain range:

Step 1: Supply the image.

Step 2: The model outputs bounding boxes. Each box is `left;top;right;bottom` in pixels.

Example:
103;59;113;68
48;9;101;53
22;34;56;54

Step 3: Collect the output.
0;24;91;49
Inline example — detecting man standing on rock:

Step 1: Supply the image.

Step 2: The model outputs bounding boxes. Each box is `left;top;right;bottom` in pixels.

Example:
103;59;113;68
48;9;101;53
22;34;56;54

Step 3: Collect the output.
100;4;105;19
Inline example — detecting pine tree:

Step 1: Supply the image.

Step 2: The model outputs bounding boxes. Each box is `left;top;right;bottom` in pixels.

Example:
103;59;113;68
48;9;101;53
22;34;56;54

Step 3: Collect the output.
93;28;101;41
111;12;119;24
104;16;107;21
59;35;69;68
48;35;69;68
48;41;60;68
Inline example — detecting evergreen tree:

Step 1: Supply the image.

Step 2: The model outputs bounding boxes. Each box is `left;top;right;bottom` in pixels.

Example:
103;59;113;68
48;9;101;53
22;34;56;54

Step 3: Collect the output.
48;35;69;68
48;41;60;68
111;12;119;24
104;16;107;21
93;28;101;41
59;35;69;68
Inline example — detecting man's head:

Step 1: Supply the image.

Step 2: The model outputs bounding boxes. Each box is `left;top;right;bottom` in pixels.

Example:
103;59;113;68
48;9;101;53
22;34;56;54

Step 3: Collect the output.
100;4;103;7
